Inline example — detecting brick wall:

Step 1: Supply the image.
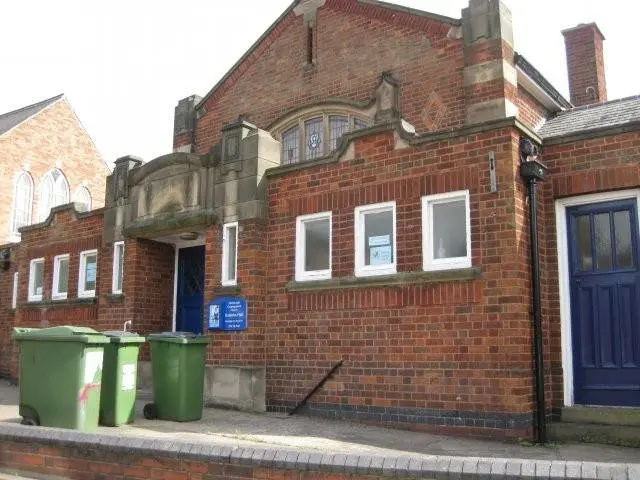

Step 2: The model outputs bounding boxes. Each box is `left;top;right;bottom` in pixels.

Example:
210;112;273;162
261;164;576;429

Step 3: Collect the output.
516;86;550;131
204;222;266;366
0;244;18;378
257;125;535;436
0;439;393;480
1;205;175;375
194;0;464;152
122;238;175;360
0;98;109;245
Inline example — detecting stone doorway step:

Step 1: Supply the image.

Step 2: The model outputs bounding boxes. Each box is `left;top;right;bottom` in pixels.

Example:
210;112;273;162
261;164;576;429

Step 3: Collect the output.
549;406;640;448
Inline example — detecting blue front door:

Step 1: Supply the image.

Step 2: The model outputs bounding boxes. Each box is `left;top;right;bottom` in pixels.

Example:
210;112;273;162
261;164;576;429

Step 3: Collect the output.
568;199;640;406
176;246;205;334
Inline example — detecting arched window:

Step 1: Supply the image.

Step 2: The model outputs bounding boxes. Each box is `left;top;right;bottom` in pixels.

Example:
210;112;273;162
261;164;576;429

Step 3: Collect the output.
73;186;92;212
11;171;33;236
273;106;371;165
37;169;69;221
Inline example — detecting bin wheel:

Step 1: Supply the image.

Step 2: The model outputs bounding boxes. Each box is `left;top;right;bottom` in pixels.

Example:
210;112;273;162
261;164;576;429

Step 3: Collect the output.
143;403;158;420
20;417;39;426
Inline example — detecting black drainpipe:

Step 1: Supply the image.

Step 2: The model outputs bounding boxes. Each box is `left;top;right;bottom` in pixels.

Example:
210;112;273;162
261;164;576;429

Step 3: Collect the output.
519;138;547;444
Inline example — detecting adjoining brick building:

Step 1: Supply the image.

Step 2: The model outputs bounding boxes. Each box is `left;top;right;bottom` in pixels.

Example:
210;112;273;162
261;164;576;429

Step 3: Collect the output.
0;94;109;245
1;0;638;440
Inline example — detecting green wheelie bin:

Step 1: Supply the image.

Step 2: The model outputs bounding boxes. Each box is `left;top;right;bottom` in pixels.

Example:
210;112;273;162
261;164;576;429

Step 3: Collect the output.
143;332;209;422
99;331;145;426
12;326;109;431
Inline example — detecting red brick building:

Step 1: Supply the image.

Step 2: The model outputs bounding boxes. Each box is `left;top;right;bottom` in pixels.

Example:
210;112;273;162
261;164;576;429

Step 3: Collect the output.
0;94;108;245
1;0;638;441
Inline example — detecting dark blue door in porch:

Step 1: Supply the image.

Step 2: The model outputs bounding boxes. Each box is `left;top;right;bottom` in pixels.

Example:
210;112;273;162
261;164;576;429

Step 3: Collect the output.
176;246;205;334
568;199;640;406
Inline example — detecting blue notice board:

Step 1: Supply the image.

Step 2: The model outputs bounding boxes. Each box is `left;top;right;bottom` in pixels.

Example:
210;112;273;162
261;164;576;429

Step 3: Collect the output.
207;297;247;331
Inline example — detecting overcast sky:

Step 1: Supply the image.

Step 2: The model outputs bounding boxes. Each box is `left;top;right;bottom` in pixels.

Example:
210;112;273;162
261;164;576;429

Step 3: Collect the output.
1;1;638;166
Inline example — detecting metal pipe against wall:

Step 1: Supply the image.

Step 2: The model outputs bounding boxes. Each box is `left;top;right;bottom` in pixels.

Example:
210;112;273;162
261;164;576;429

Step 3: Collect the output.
525;176;547;443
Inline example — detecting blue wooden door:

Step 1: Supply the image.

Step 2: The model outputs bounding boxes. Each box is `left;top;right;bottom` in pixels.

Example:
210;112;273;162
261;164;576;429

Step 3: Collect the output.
176;246;205;334
567;199;640;406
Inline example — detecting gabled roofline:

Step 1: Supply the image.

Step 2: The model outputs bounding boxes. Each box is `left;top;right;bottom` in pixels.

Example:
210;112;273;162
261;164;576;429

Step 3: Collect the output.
196;0;299;112
358;0;461;26
0;93;64;138
196;0;461;112
62;96;112;173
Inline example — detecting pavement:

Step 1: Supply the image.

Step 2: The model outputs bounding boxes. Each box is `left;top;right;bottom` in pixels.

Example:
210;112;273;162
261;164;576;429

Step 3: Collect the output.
1;380;639;465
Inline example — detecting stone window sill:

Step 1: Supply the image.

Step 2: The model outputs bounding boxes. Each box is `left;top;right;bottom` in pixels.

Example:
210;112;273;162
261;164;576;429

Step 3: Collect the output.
286;267;482;292
21;297;98;308
105;293;125;303
214;285;242;296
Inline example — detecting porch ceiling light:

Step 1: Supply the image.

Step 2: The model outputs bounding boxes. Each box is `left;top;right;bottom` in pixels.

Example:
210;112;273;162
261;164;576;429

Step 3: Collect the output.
179;232;199;241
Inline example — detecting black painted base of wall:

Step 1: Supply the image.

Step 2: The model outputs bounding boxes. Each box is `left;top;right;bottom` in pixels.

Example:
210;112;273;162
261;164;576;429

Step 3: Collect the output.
267;400;534;432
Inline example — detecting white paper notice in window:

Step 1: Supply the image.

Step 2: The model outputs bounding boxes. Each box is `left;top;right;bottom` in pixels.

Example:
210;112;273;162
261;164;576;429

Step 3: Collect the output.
86;262;97;282
370;246;392;265
368;235;390;246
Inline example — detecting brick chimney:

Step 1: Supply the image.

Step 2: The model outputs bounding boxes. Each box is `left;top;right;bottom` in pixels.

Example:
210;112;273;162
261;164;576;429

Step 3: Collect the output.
562;23;607;107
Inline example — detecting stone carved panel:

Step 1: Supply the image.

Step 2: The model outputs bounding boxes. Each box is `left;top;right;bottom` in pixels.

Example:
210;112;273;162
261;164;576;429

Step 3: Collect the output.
136;171;199;219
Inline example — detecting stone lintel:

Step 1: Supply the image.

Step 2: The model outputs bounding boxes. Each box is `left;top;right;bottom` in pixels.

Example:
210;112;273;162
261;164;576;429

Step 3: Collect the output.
123;209;217;239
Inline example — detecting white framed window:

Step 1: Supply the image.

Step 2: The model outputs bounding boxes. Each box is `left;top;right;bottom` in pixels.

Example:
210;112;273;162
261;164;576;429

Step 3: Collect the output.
52;254;70;300
354;201;396;277
73;185;92;212
112;242;124;294
422;190;471;271
12;272;18;309
11;171;33;238
28;258;44;302
78;249;98;298
37;168;69;222
295;212;332;282
221;222;238;286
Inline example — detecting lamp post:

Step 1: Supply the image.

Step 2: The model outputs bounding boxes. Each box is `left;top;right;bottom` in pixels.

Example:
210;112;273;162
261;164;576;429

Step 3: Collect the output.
519;138;547;444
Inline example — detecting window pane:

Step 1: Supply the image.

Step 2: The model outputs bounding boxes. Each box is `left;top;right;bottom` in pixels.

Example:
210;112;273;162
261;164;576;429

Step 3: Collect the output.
329;115;348;152
84;254;97;291
594;213;613;270
305;117;324;160
58;258;69;294
304;218;330;271
354;118;367;130
34;262;43;294
54;173;68;206
226;226;237;281
432;200;467;259
74;186;92;212
575;215;593;271
282;127;300;165
115;245;124;291
364;210;393;266
614;210;634;269
38;176;54;221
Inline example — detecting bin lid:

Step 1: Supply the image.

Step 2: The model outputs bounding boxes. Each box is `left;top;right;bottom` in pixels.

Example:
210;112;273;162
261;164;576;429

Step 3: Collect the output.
103;331;146;344
147;331;210;344
12;326;109;344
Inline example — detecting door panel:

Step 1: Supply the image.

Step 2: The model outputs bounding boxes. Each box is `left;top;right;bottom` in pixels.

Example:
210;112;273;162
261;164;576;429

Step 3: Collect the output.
176;246;205;334
568;199;640;406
